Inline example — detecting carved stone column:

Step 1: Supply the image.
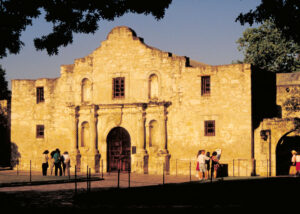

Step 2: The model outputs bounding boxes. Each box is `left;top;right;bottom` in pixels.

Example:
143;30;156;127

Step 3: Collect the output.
134;104;149;174
93;105;101;173
90;105;97;153
162;102;171;174
142;104;149;174
74;106;81;172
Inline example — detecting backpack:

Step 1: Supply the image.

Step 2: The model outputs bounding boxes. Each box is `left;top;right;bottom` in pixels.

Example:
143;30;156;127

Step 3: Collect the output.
53;152;60;163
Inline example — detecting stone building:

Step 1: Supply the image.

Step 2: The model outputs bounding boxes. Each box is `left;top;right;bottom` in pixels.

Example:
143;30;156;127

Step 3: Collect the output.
10;26;300;176
254;72;300;176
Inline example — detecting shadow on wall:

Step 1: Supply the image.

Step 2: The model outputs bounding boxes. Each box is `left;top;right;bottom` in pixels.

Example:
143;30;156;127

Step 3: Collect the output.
0;115;10;167
251;66;280;129
10;142;21;168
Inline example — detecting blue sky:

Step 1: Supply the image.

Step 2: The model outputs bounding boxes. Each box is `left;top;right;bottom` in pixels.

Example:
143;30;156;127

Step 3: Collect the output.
1;0;261;89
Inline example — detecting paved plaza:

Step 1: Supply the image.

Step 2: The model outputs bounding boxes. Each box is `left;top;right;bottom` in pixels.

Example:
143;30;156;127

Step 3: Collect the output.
0;169;298;210
0;169;225;192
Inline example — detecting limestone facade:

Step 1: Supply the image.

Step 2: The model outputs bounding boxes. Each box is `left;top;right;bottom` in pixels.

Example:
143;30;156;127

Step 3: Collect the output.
10;26;272;176
254;72;300;176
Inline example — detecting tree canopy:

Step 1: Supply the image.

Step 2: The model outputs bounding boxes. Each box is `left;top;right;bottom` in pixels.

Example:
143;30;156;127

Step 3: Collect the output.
236;0;300;46
0;0;172;58
236;20;300;73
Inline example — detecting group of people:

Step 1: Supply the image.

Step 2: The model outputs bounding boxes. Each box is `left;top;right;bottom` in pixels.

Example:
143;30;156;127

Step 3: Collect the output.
196;149;220;180
289;150;300;176
42;148;71;176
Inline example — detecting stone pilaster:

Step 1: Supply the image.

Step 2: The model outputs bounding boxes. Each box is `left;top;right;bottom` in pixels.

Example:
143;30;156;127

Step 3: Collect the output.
70;106;81;172
162;102;171;174
134;104;149;173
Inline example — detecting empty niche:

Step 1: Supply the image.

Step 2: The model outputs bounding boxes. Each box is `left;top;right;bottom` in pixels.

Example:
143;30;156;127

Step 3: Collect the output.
149;120;159;151
149;74;159;100
81;121;90;147
81;78;92;103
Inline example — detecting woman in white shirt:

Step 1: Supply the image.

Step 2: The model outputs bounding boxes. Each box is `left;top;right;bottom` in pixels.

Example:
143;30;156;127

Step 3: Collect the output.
197;150;210;180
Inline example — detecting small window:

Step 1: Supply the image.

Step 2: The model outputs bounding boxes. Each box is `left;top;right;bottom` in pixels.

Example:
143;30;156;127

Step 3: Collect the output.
201;76;210;95
36;87;44;103
204;120;215;136
36;125;45;138
113;77;125;98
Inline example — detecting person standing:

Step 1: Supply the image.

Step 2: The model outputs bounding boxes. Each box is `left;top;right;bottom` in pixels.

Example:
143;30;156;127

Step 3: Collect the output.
289;150;297;176
42;150;49;176
60;153;65;176
53;148;62;176
196;150;201;179
62;151;70;177
197;150;210;180
296;151;300;176
49;150;55;175
205;152;211;179
211;151;220;179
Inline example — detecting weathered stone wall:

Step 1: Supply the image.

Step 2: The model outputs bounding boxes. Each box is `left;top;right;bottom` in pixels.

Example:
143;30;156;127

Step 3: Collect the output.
11;26;253;176
167;64;252;176
276;72;300;118
253;72;300;176
254;118;299;176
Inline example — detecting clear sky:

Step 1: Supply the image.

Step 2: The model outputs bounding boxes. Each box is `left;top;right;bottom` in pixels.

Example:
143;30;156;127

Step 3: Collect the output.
1;0;261;89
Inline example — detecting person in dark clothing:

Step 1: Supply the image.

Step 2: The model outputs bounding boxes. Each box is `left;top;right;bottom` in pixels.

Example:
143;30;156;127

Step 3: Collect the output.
49;150;56;175
205;152;211;179
211;151;220;179
53;148;62;176
60;154;65;176
42;150;49;176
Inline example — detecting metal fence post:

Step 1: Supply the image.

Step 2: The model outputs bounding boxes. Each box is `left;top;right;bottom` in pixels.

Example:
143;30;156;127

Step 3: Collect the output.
128;168;130;188
163;162;165;185
86;166;89;192
101;159;104;179
30;160;32;182
246;159;248;176
117;169;120;188
233;159;235;177
176;159;178;176
75;165;77;194
267;159;269;178
189;161;191;182
89;168;91;192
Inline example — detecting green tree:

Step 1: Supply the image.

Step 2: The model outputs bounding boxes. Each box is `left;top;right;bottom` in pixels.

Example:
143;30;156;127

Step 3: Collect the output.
0;65;11;167
0;65;10;100
236;20;300;73
236;0;300;46
0;0;172;58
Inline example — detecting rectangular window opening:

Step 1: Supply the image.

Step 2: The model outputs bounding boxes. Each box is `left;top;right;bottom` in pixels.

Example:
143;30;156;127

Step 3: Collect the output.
36;125;45;138
113;77;125;98
201;76;210;96
204;120;215;136
36;87;45;103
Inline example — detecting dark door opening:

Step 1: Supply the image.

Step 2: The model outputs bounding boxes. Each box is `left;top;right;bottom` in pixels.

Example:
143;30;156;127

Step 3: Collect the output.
107;127;131;172
276;136;300;176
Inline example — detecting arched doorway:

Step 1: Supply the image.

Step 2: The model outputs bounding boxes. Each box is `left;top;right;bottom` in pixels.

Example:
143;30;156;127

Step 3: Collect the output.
107;127;131;172
276;135;300;175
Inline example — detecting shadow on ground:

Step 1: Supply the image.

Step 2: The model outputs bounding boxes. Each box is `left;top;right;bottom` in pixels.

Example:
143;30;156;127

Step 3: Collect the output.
0;177;298;210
